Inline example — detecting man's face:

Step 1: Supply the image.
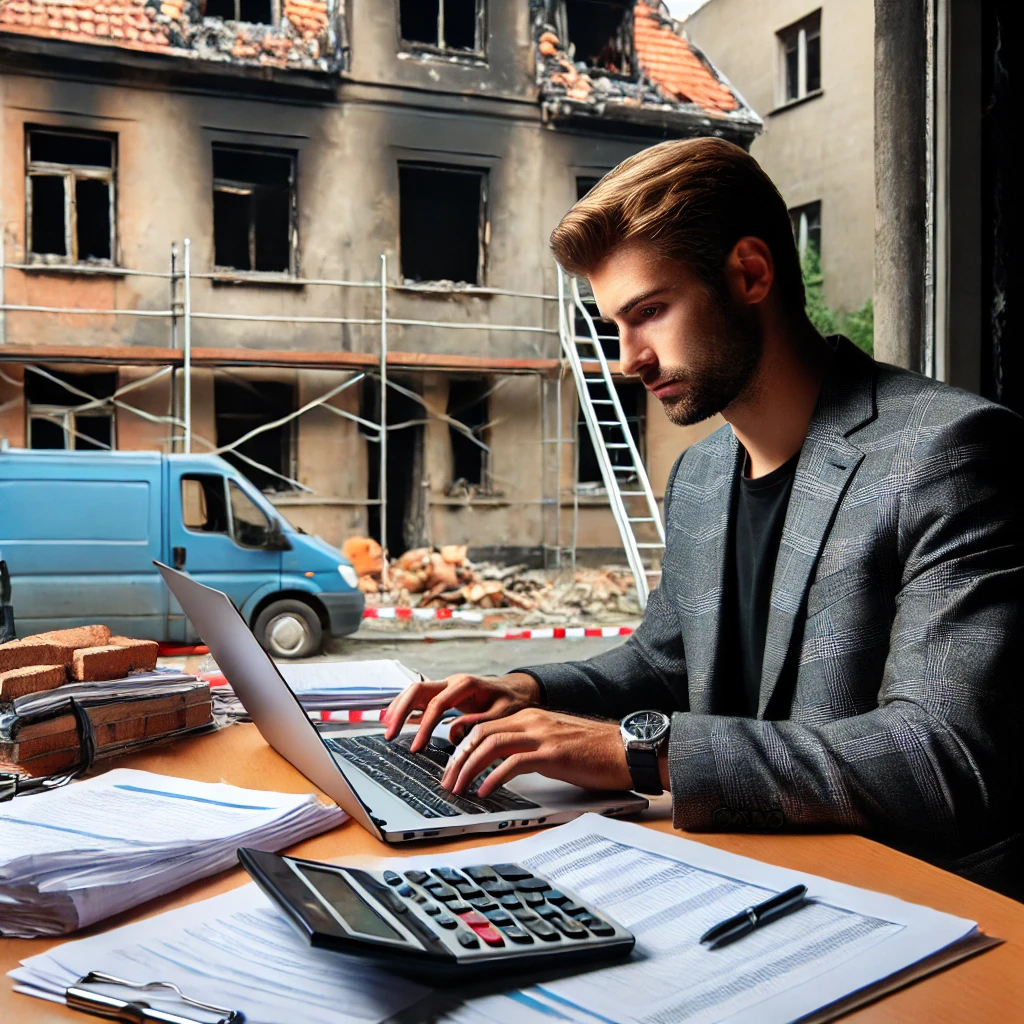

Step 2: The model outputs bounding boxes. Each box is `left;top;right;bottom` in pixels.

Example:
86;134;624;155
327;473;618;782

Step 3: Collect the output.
588;241;763;426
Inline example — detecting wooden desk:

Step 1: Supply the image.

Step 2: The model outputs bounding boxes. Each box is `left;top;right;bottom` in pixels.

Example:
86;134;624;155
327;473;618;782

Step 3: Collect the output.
3;724;1023;1023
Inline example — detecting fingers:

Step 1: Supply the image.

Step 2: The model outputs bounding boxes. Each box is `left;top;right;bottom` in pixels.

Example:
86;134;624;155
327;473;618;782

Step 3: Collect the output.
443;725;539;795
447;705;512;745
473;753;533;799
408;676;479;752
382;680;446;740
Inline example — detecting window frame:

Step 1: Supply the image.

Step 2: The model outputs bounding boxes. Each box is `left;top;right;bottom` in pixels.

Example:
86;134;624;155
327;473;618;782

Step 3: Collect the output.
559;0;636;80
211;143;299;279
775;10;822;108
397;0;488;61
396;161;489;286
202;0;278;26
25;126;117;268
789;200;822;261
26;404;115;451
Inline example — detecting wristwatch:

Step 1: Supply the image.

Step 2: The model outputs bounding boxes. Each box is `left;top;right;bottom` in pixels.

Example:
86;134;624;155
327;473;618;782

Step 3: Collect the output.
620;709;671;795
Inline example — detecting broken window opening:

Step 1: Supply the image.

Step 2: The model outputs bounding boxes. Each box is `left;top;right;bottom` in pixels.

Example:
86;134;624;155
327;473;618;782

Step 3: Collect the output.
576;380;645;487
790;200;822;260
564;0;634;77
446;377;491;491
182;474;230;533
204;0;274;24
398;163;486;285
778;10;821;104
213;145;295;274
26;128;115;265
398;0;485;55
25;368;116;451
214;376;296;492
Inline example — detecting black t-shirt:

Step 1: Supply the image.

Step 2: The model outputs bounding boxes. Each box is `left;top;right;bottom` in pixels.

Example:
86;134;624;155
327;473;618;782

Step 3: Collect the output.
723;450;801;717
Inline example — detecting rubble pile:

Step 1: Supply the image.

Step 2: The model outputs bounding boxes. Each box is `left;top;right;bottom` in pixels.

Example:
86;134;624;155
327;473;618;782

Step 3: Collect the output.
342;537;640;621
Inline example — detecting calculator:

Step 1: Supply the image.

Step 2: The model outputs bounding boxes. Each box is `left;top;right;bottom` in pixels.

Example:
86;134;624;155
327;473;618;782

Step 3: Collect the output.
238;848;634;981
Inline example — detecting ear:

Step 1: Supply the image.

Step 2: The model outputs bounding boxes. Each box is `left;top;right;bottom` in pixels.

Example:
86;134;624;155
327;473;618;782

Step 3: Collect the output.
724;236;774;307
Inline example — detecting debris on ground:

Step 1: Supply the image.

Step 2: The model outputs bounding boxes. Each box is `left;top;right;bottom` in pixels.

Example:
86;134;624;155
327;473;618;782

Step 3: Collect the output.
343;537;641;624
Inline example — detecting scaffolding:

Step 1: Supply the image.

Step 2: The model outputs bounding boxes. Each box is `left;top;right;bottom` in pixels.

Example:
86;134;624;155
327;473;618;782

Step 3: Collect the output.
1;239;632;572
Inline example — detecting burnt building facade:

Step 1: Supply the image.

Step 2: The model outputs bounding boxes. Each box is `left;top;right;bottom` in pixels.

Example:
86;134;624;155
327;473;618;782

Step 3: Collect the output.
0;1;759;561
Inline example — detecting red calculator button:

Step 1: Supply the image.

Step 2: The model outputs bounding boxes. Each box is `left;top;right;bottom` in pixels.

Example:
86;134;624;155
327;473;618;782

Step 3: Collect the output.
470;922;506;947
459;911;489;925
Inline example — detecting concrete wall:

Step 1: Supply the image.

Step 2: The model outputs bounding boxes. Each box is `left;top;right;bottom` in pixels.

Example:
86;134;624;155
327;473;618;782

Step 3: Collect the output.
686;0;874;313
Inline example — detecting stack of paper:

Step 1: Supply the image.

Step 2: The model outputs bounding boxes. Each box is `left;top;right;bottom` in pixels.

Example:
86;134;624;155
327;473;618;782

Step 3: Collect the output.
0;769;345;938
10;815;989;1024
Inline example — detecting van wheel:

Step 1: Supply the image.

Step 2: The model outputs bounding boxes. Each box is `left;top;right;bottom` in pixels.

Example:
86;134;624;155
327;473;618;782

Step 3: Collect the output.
254;599;323;659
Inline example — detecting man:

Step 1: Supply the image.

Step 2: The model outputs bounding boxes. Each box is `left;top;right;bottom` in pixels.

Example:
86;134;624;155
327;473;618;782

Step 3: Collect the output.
384;138;1024;898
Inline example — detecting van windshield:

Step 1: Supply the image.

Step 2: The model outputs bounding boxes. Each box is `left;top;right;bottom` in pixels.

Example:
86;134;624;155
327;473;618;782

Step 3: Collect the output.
229;481;272;548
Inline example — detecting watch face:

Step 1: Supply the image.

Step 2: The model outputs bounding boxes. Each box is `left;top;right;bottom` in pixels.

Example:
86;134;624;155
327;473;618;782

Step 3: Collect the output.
624;710;668;741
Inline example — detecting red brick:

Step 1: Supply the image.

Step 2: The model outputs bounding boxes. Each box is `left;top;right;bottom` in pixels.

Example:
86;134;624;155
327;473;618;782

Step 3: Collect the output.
0;664;67;700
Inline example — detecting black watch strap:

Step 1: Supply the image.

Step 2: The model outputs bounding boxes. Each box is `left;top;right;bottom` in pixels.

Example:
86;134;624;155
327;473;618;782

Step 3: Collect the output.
625;746;663;795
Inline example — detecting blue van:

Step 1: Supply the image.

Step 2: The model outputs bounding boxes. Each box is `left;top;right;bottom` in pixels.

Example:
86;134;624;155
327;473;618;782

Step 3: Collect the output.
0;449;364;658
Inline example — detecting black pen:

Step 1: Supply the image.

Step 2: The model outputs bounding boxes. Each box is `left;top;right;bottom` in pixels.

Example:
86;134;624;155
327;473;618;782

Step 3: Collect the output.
699;884;809;949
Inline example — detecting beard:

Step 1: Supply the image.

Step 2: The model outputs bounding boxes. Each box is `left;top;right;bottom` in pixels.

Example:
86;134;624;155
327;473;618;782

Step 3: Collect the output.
641;292;764;427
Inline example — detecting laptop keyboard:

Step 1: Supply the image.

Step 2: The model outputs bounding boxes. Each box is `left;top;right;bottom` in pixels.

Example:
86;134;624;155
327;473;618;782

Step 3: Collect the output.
326;734;540;819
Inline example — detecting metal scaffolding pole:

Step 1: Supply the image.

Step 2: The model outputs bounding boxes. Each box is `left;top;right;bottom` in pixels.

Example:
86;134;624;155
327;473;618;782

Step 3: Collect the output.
183;238;192;454
379;254;389;588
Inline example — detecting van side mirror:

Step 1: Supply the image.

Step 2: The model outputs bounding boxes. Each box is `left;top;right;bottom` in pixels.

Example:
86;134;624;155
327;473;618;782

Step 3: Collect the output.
265;520;292;551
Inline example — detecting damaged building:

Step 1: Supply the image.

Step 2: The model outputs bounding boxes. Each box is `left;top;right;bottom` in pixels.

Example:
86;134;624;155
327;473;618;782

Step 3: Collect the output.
0;0;760;564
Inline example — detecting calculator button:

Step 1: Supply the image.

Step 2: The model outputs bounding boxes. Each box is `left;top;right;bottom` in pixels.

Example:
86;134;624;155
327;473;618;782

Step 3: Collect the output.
502;925;534;943
453;884;485;899
484;910;514;926
498;894;522;908
447;901;472;915
424;903;442;916
397;885;415;898
457;930;480;948
561;902;587;916
542;889;570;904
463;866;498;883
467;921;505;947
524;919;560;941
514;877;550;892
405;870;429;885
522;892;545;907
511;909;540;923
424;882;458;901
435;913;458;929
432;867;464;883
583;921;615;937
383;870;403;886
491;864;533;881
467;895;498;911
537;904;560;920
458;911;490;927
551;916;588;939
480;880;516;895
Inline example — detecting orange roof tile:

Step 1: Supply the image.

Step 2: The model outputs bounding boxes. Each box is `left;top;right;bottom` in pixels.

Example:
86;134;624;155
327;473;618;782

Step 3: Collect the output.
633;1;738;113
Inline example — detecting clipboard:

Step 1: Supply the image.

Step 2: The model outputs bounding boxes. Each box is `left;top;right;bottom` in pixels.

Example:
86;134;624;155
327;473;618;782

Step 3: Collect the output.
64;972;243;1024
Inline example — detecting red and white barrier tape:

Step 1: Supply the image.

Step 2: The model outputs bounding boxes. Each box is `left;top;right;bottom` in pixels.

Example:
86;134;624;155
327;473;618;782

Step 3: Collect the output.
488;625;634;640
363;607;484;622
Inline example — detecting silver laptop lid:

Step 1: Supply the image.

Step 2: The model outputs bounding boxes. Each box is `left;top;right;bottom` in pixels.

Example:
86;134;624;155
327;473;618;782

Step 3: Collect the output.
156;562;382;838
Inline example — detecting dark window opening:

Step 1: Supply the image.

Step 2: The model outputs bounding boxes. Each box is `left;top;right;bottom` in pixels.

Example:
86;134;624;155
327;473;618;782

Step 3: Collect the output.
27;127;115;265
576;380;645;486
25;369;116;451
399;0;482;54
361;377;426;554
399;164;486;284
778;10;821;103
214;376;295;492
576;175;602;200
790;200;822;260
204;0;273;23
447;377;490;489
182;474;230;533
213;146;294;274
565;0;634;76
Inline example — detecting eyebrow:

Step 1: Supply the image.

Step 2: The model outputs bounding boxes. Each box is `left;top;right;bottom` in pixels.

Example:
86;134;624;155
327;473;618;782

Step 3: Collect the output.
614;288;666;318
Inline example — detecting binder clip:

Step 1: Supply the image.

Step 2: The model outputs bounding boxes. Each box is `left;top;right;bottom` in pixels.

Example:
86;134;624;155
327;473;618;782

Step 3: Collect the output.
65;971;244;1023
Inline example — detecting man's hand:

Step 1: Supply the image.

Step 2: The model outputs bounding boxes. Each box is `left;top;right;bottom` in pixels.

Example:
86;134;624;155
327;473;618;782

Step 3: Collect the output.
382;672;541;752
440;708;633;799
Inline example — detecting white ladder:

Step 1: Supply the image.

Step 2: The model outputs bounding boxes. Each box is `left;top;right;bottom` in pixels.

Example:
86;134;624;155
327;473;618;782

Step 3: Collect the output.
557;267;666;609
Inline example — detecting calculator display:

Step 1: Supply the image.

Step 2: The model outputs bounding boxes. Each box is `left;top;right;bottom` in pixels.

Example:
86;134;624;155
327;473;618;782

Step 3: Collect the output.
299;866;401;940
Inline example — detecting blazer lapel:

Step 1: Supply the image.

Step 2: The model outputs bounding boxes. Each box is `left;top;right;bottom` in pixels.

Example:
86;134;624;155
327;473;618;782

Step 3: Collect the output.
676;428;742;715
757;338;877;718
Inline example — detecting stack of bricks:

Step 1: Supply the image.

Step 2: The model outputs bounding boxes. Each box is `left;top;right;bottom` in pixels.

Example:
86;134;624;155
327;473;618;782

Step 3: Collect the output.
0;625;212;776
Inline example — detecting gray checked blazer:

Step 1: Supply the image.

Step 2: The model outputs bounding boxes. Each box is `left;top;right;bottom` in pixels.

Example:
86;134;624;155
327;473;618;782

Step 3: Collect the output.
521;336;1024;898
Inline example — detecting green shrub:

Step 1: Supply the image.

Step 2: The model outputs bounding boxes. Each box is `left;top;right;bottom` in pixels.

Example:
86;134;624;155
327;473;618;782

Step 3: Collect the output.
801;247;873;356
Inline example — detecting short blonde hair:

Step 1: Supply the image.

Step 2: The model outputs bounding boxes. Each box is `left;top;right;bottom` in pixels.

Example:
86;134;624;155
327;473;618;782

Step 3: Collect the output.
551;138;804;310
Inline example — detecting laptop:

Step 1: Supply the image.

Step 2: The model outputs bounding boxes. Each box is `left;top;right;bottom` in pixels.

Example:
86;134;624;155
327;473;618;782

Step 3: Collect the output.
157;564;648;843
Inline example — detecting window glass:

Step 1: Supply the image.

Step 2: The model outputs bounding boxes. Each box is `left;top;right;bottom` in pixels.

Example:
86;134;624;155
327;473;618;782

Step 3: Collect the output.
784;32;799;101
805;24;821;94
182;475;229;533
229;481;271;548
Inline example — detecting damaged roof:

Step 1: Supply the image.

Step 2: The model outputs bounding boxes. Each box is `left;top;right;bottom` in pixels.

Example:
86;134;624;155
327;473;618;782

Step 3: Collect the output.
0;0;342;72
534;1;761;139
